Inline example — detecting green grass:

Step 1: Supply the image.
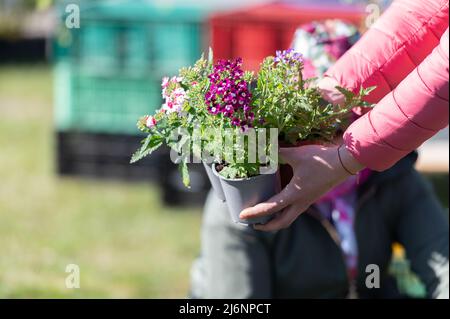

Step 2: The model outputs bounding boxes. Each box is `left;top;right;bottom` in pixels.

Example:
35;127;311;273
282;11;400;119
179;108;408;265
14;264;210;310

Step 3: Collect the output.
0;64;202;298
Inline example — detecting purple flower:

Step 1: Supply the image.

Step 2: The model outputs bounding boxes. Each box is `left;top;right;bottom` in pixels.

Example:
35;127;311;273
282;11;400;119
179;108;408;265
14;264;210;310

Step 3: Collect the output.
274;49;303;64
205;57;255;127
208;106;219;115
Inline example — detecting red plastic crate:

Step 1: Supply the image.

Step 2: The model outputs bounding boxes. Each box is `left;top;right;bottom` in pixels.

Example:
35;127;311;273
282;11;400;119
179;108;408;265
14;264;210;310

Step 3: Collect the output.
208;3;365;71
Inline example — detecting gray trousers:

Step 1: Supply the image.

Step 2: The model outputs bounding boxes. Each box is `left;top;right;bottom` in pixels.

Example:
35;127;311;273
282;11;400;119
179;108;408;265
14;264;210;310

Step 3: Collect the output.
190;191;275;298
189;191;352;299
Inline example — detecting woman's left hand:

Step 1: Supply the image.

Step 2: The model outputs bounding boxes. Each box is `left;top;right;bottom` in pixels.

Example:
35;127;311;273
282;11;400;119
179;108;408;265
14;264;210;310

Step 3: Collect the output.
239;144;365;231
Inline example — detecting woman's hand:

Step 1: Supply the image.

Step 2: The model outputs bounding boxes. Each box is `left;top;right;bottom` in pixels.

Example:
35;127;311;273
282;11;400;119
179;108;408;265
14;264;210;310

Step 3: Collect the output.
317;76;345;105
239;144;365;231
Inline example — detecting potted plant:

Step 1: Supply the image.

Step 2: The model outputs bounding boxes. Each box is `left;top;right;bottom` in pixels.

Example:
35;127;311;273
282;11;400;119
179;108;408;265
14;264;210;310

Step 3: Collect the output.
130;51;215;188
197;57;280;225
130;49;374;226
199;51;373;225
254;49;375;189
214;162;280;225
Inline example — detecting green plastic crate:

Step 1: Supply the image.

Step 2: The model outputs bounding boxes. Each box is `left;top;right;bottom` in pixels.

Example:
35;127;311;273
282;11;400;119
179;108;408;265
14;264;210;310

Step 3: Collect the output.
79;23;119;71
71;74;161;134
125;25;151;71
54;0;215;134
152;22;201;76
55;62;162;135
72;21;202;77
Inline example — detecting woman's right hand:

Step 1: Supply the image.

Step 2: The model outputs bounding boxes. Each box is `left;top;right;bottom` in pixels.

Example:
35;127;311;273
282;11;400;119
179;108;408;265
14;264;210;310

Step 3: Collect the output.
239;144;365;231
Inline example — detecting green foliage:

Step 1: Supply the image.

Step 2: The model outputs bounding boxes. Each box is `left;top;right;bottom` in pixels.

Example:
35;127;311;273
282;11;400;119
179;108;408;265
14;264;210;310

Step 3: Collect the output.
131;53;216;186
131;50;376;183
178;159;190;188
215;54;374;179
130;134;163;164
255;56;374;145
220;163;259;179
336;85;376;109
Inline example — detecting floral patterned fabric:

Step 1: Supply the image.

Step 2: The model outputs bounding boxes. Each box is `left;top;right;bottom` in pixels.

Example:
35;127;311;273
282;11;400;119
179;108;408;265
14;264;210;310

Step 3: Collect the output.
292;19;364;280
291;19;360;78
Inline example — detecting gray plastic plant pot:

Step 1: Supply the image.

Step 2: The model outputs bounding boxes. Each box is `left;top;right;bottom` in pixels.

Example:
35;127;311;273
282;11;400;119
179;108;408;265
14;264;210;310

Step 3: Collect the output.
216;166;280;226
202;161;226;202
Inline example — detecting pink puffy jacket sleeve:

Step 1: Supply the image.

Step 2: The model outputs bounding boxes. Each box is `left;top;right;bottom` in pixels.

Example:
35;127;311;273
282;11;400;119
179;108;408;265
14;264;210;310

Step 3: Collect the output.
343;29;449;171
325;0;449;103
324;0;449;171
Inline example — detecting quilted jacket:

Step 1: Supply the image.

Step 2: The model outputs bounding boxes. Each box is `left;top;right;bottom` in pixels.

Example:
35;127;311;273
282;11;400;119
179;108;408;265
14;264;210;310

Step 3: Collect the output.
325;0;449;171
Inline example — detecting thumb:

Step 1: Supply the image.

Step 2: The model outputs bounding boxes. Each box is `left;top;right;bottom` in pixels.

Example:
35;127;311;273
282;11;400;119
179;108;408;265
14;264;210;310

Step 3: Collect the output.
279;147;301;165
239;179;299;219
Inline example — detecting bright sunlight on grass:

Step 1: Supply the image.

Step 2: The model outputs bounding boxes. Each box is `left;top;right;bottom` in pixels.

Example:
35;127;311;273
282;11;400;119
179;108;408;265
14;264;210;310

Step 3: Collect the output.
0;65;202;298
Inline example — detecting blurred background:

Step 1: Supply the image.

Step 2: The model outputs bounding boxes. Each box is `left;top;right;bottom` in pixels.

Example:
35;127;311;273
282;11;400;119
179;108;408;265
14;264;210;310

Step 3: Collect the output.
0;0;447;298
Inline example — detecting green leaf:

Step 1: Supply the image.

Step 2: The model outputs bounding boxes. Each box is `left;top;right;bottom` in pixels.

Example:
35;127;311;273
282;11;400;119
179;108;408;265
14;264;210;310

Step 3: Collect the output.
362;85;377;97
335;86;355;101
130;134;163;163
179;159;191;188
136;116;150;132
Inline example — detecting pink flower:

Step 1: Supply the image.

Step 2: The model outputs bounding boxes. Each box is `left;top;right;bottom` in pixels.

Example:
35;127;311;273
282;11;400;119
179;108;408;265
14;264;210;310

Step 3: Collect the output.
162;88;168;98
173;87;185;96
162;86;186;114
145;115;157;128
161;77;169;88
171;76;183;83
160;74;187;114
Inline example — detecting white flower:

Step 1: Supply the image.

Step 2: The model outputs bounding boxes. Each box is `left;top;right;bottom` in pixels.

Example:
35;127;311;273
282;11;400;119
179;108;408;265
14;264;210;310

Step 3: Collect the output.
161;77;169;88
146;115;157;128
